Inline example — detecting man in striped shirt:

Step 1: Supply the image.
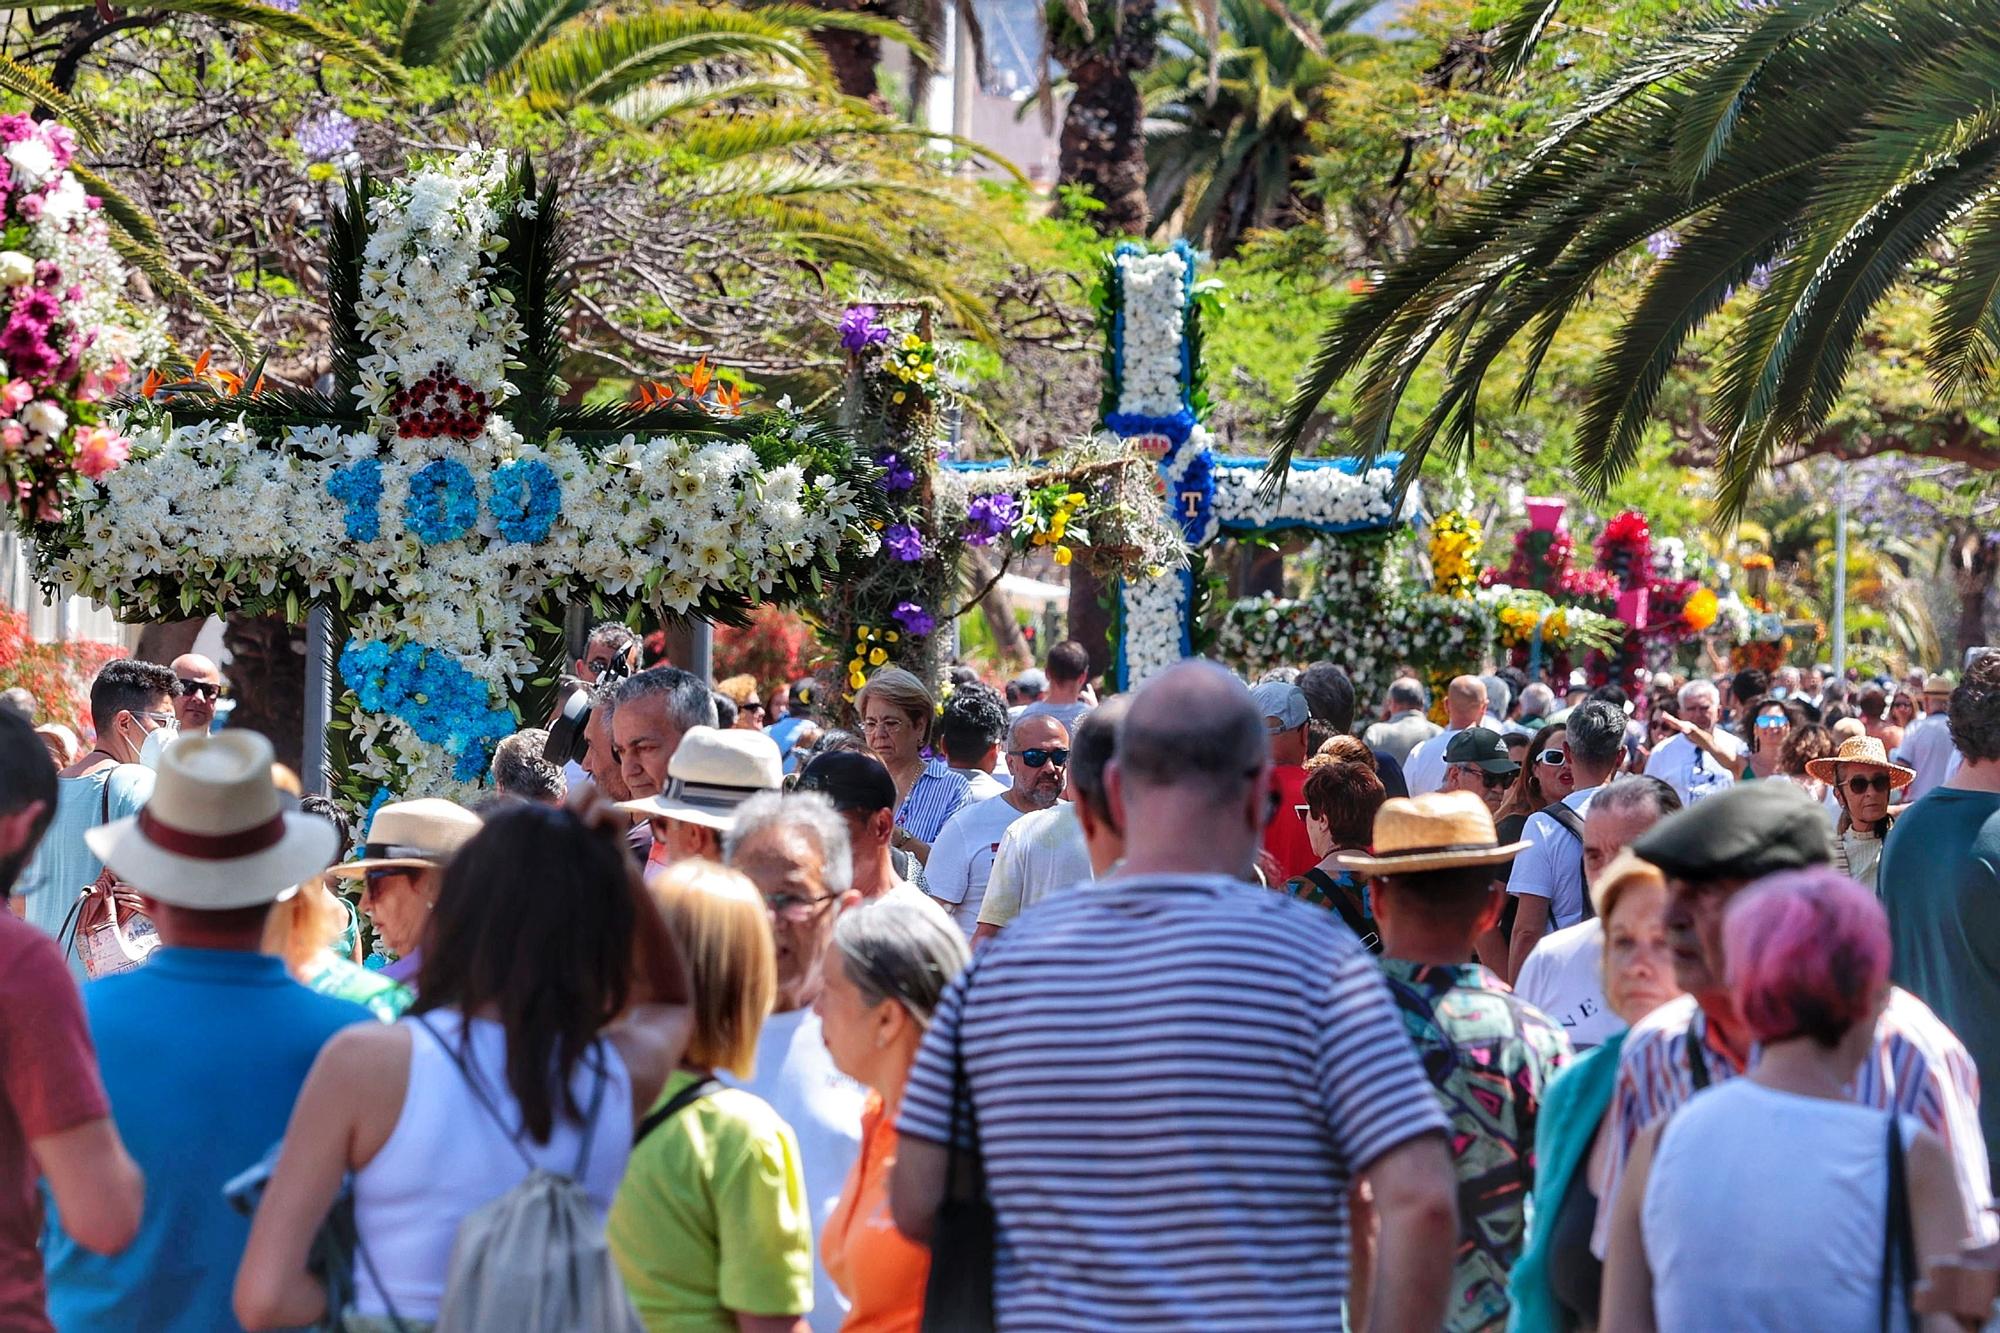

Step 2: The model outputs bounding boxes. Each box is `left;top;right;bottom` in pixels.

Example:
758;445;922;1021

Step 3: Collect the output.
890;661;1458;1331
1593;779;1994;1256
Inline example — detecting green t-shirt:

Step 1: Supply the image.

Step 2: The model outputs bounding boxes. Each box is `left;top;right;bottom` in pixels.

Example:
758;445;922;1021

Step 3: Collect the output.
608;1070;815;1332
1881;788;2000;1159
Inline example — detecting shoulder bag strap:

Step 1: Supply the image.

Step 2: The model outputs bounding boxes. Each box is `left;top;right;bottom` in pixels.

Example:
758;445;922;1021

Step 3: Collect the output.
412;1015;538;1172
1684;1022;1711;1092
633;1076;720;1149
566;1048;610;1179
945;959;985;1202
1882;1111;1917;1333
1541;802;1594;921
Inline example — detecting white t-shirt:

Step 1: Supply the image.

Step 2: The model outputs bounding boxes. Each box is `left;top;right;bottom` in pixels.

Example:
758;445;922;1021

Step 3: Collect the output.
1402;727;1464;796
1895;712;1959;801
925;794;1033;936
1508;786;1598;928
1643;731;1743;805
977;804;1095;927
727;1006;867;1333
1514;919;1622;1049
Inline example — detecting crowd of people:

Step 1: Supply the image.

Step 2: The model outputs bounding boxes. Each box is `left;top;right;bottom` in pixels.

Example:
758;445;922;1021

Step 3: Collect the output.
3;628;2000;1331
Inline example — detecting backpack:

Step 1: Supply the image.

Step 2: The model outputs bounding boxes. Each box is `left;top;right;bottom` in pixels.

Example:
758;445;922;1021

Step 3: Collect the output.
416;1017;645;1333
1542;802;1594;922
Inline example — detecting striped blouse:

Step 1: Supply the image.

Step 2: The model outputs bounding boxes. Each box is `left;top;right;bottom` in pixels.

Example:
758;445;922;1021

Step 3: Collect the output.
1592;990;1993;1256
896;757;969;844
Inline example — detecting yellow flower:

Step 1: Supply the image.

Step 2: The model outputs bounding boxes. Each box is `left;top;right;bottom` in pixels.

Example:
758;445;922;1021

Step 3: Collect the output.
1051;517;1068;540
1064;492;1085;507
849;670;867;690
885;630;900;643
849;657;865;674
901;332;922;350
892;391;907;404
869;647;888;666
1054;545;1073;566
919;362;935;375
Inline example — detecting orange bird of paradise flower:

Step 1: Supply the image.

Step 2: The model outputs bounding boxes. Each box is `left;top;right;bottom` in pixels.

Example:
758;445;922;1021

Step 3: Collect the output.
678;356;714;399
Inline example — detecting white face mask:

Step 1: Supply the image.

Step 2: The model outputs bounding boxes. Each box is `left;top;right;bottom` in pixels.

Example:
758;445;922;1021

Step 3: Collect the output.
138;721;180;770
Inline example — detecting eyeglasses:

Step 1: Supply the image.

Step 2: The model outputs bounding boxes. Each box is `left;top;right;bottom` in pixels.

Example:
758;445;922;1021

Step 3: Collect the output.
1535;750;1570;768
177;679;222;700
131;710;176;731
1754;714;1790;729
1845;774;1894;795
1013;747;1070;769
764;890;840;922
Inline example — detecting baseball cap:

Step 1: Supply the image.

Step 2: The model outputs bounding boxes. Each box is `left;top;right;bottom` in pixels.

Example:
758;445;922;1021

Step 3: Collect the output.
1249;681;1309;733
795;750;897;813
1443;727;1519;775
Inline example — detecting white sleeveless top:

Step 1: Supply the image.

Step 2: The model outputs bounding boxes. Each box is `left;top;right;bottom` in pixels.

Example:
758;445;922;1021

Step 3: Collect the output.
352;1009;634;1320
1643;1079;1920;1332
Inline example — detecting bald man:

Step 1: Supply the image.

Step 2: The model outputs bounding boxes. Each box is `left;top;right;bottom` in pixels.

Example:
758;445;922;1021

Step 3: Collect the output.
1402;675;1489;796
168;654;223;735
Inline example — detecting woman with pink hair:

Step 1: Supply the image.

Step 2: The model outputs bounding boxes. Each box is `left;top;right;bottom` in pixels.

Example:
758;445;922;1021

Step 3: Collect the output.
1602;868;1970;1331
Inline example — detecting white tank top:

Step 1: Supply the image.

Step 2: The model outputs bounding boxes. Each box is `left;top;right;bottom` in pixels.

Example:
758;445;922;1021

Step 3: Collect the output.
1642;1079;1920;1332
352;1009;634;1320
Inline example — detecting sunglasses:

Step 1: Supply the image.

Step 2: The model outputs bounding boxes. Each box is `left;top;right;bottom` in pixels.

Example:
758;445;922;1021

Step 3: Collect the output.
1535;750;1570;768
1845;774;1894;795
743;701;765;713
1014;747;1070;769
177;679;222;700
1755;714;1790;729
361;866;414;894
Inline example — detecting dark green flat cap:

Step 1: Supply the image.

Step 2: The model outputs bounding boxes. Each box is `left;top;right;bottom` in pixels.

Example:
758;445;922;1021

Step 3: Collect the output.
1630;779;1832;882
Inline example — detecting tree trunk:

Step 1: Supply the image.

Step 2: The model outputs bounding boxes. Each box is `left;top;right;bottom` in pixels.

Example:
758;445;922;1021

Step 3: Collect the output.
1066;563;1114;682
817;26;883;99
1953;531;1999;661
134;617;204;665
966;547;1032;670
222;614;306;772
1054;0;1155;238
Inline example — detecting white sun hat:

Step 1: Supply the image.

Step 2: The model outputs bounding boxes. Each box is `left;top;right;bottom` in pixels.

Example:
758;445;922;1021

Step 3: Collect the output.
617;726;782;832
85;730;338;910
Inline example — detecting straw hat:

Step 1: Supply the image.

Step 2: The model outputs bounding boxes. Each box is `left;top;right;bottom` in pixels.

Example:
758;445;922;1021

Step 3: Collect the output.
1336;790;1531;876
1805;735;1916;788
85;731;338;910
617;726;782;832
328;797;483;879
1923;673;1955;698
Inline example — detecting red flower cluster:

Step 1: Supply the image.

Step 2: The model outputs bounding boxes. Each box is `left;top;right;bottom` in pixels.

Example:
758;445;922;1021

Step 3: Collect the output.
391;364;491;440
1595;510;1653;591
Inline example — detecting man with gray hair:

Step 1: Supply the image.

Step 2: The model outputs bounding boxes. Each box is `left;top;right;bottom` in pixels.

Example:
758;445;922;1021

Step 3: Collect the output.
1512;681;1556;734
1507;698;1629;979
923;713;1071;935
1404;675;1489;796
1643;678;1744;804
611;666;717;800
722;790;863;1331
488;729;567;804
1480;673;1512;729
892;661;1458;1330
1366;676;1440;765
1515;775;1682;1047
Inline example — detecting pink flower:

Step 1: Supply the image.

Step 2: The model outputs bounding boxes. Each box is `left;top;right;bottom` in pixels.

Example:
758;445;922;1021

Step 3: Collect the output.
0;425;23;451
17;194;42;221
2;379;34;413
72;426;128;479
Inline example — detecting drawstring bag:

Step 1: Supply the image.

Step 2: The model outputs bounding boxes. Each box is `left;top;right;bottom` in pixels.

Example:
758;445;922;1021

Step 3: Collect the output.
417;1018;644;1333
58;782;158;978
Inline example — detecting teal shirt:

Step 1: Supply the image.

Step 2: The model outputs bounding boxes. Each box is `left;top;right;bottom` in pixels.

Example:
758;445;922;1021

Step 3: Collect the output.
1880;787;2000;1168
1507;1033;1626;1333
44;948;370;1332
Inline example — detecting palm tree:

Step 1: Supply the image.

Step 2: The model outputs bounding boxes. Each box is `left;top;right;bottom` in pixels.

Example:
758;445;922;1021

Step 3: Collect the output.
1271;0;2000;519
1047;0;1156;235
1141;0;1377;255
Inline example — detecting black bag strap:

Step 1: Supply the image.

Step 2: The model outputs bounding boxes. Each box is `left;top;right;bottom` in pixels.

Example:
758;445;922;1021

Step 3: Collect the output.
1541;802;1594;921
634;1076;720;1148
1685;1022;1711;1092
943;959;986;1203
1881;1111;1917;1333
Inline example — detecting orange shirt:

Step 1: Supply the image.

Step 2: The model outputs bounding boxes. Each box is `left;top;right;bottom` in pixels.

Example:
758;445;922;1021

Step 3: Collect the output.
821;1092;929;1333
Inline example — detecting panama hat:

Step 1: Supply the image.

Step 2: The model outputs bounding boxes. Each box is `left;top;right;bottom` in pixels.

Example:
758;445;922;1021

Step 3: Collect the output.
1337;790;1531;876
85;730;338;910
1924;673;1955;697
328;797;483;879
1805;735;1916;788
617;726;782;832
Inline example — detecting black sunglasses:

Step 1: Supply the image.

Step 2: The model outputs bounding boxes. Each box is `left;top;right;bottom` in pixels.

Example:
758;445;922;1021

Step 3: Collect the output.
1846;774;1893;795
178;679;222;700
1014;747;1070;769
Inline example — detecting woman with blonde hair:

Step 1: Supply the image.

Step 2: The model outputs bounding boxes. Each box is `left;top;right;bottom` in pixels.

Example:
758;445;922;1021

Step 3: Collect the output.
261;785;410;1019
1509;849;1683;1331
609;858;814;1333
815;897;970;1332
854;668;967;863
717;675;768;731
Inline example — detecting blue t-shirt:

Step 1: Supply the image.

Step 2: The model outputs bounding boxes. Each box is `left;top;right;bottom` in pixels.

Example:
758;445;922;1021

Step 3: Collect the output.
43;948;370;1333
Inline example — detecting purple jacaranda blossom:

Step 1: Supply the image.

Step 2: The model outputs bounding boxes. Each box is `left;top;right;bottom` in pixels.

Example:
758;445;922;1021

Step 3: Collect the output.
839;305;891;352
963;492;1019;546
297;109;358;163
1645;230;1680;260
892;601;936;636
884;523;925;562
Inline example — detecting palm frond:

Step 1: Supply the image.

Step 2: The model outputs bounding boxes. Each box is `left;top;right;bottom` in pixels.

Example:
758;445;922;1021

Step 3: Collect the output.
509;8;830;107
395;0;484;68
0;55;103;147
0;0;415;84
70;165;162;251
104;229;254;360
451;0;592;82
748;3;929;57
608;73;810;127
